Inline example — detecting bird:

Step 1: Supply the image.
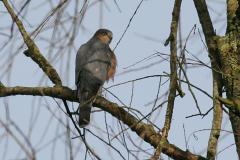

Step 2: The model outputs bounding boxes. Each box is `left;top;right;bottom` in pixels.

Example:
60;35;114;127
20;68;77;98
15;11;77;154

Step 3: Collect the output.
75;29;117;128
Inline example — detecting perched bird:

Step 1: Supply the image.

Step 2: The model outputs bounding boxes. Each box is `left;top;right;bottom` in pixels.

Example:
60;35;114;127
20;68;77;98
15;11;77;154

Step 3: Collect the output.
75;29;117;128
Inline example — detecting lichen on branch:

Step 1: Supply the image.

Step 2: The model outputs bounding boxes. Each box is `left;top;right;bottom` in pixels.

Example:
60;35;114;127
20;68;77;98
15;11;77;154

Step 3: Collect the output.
2;0;62;86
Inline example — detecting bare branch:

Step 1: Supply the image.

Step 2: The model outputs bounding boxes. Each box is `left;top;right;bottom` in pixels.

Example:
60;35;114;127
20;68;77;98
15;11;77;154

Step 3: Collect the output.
193;0;223;159
0;118;34;160
162;0;182;139
2;0;62;85
0;83;205;159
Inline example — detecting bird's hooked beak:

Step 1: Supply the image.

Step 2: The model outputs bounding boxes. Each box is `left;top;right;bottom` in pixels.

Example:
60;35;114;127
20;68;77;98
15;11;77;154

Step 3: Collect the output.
108;32;113;40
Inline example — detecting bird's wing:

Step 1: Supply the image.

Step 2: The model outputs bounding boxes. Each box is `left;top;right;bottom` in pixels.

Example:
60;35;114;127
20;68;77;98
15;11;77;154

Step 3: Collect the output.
75;39;111;100
75;43;88;86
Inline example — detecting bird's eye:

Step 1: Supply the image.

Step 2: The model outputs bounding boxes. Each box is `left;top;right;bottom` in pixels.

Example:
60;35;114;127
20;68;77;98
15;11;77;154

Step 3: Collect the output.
102;33;107;36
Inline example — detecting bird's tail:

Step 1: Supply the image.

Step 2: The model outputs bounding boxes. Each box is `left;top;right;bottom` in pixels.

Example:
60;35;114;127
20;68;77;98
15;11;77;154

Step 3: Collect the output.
78;103;91;128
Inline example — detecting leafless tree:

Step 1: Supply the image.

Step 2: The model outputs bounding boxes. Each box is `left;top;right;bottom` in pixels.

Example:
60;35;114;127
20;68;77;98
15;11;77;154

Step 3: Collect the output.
0;0;239;159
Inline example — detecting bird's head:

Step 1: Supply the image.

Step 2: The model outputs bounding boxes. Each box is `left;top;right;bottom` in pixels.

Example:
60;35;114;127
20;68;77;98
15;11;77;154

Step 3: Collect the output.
94;29;113;44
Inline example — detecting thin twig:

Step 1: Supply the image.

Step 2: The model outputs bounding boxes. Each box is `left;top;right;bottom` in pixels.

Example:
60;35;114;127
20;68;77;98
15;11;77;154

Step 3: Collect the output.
85;129;125;159
0;118;34;160
113;0;144;51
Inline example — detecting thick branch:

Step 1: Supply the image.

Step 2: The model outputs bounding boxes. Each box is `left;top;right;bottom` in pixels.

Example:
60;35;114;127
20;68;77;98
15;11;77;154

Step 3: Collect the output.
0;85;205;160
95;97;205;160
193;0;223;159
0;86;76;102
2;0;62;85
225;0;240;157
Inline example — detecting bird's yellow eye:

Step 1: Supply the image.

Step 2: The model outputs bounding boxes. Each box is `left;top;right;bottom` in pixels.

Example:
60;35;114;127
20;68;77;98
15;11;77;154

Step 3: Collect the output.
102;33;107;36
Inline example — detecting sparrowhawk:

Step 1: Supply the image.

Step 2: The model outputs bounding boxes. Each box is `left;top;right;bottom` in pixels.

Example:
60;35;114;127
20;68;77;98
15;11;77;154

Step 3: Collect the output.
75;29;117;127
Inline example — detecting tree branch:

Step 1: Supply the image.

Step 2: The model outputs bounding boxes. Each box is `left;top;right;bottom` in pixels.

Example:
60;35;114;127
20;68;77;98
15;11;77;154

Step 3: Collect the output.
193;0;223;159
0;84;206;160
0;118;34;160
0;86;76;101
2;0;62;85
224;1;240;157
162;0;182;139
94;97;205;160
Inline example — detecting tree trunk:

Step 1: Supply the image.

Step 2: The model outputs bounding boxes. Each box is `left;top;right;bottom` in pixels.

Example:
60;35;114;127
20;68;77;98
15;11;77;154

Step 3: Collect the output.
216;0;240;158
